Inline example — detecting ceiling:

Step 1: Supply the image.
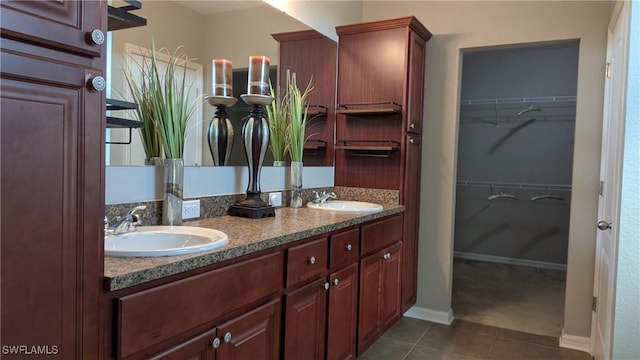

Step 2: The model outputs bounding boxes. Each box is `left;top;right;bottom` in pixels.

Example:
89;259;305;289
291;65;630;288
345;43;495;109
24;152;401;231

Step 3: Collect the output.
170;0;265;15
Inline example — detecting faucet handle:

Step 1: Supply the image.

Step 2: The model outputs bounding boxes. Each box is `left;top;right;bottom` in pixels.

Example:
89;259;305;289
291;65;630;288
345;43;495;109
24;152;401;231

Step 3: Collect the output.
127;205;147;215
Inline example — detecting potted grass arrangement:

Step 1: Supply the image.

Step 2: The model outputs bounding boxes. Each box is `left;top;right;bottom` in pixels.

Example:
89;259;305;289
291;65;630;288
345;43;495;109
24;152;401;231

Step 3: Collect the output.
123;41;198;225
285;70;313;208
266;80;288;166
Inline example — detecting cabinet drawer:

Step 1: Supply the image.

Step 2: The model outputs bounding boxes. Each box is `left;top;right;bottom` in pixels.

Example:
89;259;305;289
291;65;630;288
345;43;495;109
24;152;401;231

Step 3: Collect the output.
361;215;403;255
286;237;328;287
330;228;360;268
117;251;282;359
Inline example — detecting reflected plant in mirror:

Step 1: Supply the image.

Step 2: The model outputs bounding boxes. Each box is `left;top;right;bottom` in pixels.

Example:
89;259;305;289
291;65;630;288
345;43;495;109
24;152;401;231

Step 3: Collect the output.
266;79;288;165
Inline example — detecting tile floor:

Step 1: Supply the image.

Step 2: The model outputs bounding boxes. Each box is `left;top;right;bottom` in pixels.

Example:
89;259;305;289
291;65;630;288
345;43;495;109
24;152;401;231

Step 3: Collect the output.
360;317;593;360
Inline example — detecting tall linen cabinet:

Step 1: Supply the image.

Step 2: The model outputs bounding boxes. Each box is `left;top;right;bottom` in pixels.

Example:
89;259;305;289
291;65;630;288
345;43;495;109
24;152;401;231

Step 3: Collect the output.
1;1;106;358
335;17;431;313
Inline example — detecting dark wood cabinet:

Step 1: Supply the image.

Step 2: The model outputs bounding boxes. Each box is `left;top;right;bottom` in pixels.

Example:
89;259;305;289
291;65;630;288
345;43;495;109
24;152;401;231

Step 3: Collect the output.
152;299;281;360
1;1;105;358
335;17;431;314
1;0;105;57
283;228;362;360
284;278;328;360
358;242;403;355
272;30;337;166
326;263;359;360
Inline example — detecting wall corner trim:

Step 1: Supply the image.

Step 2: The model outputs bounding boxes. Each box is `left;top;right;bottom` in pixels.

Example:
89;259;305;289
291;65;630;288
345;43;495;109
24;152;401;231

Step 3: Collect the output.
560;328;592;355
404;306;454;325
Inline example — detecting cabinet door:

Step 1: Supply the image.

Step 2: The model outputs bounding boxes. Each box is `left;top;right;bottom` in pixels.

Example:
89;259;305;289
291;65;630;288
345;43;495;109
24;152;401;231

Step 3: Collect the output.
406;30;426;134
357;253;383;354
150;329;217;360
217;299;281;360
1;41;104;359
1;0;104;58
284;278;327;360
327;263;358;360
380;242;403;330
401;135;421;312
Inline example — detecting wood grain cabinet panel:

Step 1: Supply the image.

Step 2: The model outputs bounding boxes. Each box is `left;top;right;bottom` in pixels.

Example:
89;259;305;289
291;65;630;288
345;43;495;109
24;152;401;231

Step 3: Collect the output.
326;263;359;360
1;20;105;359
358;242;403;355
151;299;281;360
329;228;360;269
118;251;282;359
284;278;328;360
286;237;328;287
361;214;403;255
1;0;104;57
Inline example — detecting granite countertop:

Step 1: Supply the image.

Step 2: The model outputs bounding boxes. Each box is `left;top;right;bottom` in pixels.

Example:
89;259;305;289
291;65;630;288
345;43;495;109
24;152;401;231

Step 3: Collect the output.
104;205;404;291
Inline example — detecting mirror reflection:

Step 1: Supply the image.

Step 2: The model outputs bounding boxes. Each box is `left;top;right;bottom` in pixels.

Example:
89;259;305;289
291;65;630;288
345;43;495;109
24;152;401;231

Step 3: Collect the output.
106;0;323;167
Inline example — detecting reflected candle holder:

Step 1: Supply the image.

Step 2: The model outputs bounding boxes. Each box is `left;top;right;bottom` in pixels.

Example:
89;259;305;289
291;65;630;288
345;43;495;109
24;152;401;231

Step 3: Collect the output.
206;96;237;166
207;59;237;166
228;93;276;218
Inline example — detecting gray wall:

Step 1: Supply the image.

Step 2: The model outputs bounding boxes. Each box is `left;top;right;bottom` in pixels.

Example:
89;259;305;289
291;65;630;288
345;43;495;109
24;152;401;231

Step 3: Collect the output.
454;44;578;265
362;0;611;338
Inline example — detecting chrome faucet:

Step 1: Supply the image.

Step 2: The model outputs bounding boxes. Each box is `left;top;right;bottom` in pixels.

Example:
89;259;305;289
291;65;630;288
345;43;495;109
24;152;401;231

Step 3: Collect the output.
312;191;337;204
105;205;146;236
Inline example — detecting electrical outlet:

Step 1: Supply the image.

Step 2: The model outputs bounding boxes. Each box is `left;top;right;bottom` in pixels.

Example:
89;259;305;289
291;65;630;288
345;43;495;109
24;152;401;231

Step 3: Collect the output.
268;192;282;207
182;199;201;219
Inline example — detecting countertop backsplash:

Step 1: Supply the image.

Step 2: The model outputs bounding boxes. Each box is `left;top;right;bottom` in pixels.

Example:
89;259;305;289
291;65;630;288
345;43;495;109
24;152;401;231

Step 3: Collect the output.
105;186;400;226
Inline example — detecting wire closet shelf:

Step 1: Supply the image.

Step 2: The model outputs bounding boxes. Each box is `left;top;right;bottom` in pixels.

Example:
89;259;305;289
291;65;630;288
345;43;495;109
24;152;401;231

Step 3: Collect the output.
456;180;572;192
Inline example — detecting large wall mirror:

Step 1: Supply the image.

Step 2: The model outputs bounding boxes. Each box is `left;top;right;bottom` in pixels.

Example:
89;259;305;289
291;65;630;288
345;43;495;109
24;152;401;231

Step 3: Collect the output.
106;0;335;167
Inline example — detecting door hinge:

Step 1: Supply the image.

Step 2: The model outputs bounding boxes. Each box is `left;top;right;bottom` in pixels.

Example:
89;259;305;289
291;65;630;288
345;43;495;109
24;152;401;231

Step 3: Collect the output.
606;62;612;78
600;181;604;196
592;296;598;312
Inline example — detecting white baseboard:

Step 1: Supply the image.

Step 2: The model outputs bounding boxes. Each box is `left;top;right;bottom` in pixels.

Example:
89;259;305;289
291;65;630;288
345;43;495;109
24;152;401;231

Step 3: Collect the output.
559;328;592;354
454;251;568;271
404;306;454;325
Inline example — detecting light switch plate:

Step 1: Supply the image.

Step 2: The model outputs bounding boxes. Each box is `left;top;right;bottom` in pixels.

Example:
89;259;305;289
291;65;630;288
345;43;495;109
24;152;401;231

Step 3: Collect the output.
182;199;201;219
268;192;282;207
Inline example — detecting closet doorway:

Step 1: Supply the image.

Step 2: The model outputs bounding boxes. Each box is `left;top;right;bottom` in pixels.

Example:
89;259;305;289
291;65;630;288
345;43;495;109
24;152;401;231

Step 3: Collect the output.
452;41;579;337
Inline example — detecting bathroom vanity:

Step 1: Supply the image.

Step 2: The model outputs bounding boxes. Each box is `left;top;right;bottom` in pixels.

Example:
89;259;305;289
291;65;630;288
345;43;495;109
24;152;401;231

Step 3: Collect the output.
102;207;404;359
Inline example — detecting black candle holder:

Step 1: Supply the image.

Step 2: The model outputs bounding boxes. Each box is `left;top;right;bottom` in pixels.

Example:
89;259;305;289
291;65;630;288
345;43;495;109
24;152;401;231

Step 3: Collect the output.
206;96;237;166
228;94;276;218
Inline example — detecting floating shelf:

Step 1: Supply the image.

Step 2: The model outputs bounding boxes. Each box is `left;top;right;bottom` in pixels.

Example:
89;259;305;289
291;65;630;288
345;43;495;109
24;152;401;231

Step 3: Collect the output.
304;140;328;150
306;105;329;117
337;101;402;115
106;98;141;144
335;140;400;157
108;1;147;32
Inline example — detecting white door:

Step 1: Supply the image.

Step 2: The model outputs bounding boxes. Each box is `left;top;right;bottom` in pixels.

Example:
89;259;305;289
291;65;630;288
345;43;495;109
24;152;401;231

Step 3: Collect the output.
109;43;203;166
592;2;630;359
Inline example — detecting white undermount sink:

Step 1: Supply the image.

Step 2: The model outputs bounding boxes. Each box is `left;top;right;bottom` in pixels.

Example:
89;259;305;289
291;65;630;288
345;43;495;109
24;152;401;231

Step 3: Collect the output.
306;200;384;214
105;226;229;257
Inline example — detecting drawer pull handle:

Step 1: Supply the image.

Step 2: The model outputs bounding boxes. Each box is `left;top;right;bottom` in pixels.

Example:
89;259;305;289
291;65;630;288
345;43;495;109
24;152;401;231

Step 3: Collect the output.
89;29;105;45
383;253;391;260
89;76;106;92
309;256;316;265
333;278;339;286
410;138;415;144
346;244;353;251
223;332;232;343
211;337;221;349
324;282;330;290
410;123;416;129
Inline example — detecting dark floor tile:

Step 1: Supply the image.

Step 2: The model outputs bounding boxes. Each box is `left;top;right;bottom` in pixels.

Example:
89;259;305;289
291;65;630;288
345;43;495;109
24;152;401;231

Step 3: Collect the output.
359;336;414;360
383;317;431;343
493;326;559;348
488;338;593;360
405;345;483;360
417;325;493;359
452;319;500;336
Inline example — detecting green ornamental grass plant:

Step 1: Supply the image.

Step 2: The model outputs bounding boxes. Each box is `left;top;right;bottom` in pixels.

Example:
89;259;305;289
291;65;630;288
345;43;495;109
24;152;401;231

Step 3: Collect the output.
285;70;313;163
123;41;198;159
266;80;288;162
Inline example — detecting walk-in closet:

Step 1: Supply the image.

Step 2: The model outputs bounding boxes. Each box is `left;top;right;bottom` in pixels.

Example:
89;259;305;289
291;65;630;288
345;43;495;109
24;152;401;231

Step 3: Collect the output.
452;41;579;336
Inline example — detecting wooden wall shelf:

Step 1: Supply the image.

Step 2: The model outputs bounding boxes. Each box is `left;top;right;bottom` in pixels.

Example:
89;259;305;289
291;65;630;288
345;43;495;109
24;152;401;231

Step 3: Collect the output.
336;140;400;157
337;101;402;115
